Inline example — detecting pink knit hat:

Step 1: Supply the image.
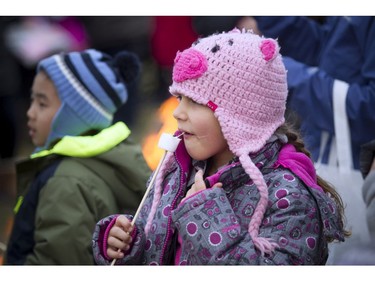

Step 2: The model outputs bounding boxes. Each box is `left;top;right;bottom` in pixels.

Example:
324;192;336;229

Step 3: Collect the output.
146;29;288;256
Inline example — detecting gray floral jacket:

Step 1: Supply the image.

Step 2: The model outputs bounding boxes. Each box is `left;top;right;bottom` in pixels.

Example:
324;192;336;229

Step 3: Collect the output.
92;139;345;265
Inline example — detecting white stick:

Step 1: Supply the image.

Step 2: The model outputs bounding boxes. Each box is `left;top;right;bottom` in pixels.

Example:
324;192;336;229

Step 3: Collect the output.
131;150;167;224
110;132;184;266
110;151;167;266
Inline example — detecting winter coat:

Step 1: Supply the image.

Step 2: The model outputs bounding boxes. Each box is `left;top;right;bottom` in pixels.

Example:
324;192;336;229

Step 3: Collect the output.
92;137;344;265
254;16;375;169
4;122;151;265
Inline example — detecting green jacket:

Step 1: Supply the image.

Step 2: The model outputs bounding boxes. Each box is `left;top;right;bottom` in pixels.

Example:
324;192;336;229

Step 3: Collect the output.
5;122;151;265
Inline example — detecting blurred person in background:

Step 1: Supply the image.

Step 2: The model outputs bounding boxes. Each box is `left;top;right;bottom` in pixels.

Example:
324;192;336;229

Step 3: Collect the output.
4;48;151;265
360;139;375;241
2;16;89;157
246;16;375;170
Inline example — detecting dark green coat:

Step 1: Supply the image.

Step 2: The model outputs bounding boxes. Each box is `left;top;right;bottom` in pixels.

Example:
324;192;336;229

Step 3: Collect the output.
5;122;151;265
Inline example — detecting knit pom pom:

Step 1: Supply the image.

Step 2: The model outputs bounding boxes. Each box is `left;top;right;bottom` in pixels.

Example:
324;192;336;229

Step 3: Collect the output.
260;39;279;62
114;51;141;84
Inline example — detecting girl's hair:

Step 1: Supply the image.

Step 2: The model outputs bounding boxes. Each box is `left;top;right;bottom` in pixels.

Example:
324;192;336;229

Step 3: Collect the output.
276;122;351;241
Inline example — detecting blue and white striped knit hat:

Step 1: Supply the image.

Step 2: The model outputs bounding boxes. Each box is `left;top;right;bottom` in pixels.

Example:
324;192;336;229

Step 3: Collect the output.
36;48;140;152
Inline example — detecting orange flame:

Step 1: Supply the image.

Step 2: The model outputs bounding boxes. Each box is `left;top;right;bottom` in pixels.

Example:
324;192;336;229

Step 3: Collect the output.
142;97;178;170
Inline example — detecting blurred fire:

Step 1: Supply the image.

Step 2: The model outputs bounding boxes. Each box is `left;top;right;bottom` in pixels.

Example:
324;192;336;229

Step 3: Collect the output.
142;97;178;170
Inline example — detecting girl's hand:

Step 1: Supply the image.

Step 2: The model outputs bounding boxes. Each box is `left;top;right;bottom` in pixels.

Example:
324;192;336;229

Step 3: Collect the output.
184;169;222;198
106;215;134;259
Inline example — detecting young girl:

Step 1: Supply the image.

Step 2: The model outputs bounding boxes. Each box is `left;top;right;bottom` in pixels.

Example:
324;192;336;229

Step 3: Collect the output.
92;29;349;265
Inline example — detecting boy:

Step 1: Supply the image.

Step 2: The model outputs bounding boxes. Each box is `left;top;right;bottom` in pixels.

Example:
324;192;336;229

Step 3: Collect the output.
4;49;151;265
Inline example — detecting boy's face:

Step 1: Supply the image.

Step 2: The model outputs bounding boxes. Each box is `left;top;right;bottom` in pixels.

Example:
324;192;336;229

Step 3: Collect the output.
27;71;61;148
173;94;234;172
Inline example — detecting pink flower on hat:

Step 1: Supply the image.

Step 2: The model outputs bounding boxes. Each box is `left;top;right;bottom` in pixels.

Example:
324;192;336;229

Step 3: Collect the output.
172;49;208;82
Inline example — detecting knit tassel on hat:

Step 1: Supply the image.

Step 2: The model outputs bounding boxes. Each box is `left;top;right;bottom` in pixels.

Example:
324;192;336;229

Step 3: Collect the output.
239;154;279;256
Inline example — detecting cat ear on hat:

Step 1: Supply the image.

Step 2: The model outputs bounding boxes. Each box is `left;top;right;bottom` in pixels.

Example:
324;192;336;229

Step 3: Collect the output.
260;38;280;62
113;51;141;84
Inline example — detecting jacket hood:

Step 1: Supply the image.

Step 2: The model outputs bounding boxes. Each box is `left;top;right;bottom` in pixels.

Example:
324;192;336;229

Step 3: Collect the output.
31;122;130;159
275;143;345;242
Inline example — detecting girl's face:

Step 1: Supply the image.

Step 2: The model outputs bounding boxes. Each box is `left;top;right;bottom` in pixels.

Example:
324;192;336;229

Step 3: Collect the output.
27;71;61;148
173;94;234;173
